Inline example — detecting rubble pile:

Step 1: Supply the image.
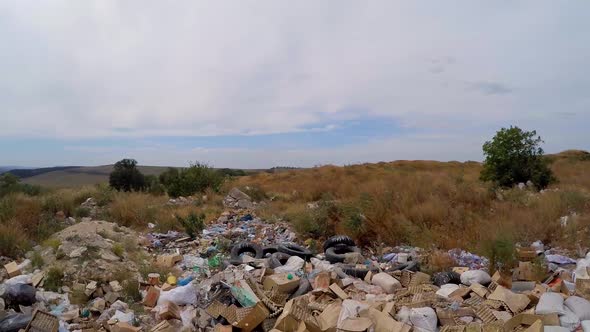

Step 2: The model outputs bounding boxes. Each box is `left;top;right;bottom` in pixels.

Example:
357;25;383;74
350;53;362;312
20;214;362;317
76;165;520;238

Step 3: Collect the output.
2;201;590;332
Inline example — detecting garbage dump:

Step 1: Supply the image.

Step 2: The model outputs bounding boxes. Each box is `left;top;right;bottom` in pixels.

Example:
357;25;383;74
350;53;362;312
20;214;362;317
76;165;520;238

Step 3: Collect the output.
1;192;590;331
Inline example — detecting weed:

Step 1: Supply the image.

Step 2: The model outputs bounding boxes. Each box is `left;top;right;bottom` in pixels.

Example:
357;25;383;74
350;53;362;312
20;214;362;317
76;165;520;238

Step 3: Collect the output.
121;279;142;303
112;243;125;258
74;206;91;218
175;212;205;239
43;238;62;253
44;266;64;291
0;224;31;257
31;251;45;268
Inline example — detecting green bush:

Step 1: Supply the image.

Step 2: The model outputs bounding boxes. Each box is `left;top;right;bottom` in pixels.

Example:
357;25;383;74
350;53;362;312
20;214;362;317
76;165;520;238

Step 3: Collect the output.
480;126;555;189
0;173;41;197
44;266;64;291
175;212;205;239
161;163;224;198
74;206;91;218
109;159;146;192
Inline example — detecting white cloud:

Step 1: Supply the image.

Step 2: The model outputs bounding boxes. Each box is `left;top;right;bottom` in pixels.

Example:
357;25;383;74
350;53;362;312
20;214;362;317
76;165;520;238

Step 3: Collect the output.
0;1;588;165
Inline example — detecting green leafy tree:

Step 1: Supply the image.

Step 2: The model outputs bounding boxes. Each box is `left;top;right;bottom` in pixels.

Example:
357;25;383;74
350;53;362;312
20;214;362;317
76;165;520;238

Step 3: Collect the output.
109;159;146;192
480;126;555;189
161;162;224;198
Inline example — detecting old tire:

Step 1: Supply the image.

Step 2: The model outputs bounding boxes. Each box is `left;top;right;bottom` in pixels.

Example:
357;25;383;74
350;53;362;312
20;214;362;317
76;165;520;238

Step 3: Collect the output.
325;245;362;264
338;264;379;279
268;252;291;269
278;242;313;260
289;277;312;300
230;242;263;261
323;235;355;252
262;245;278;257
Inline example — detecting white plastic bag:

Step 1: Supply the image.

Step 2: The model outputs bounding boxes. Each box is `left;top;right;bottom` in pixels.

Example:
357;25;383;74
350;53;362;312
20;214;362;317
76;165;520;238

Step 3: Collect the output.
436;284;460;298
157;284;198;306
560;307;581;332
581;320;590;332
536;293;567;315
411;307;438;332
371;272;401;294
112;310;134;324
565;296;590;321
274;256;305;273
460;270;491;286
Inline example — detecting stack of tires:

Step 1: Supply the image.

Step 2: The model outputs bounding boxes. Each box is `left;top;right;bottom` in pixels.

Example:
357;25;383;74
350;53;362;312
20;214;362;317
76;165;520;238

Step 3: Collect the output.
323;235;378;279
229;241;313;268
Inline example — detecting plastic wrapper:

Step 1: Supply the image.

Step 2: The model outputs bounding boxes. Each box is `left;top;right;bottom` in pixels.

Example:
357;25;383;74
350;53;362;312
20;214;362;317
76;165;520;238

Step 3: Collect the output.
157;284;198;306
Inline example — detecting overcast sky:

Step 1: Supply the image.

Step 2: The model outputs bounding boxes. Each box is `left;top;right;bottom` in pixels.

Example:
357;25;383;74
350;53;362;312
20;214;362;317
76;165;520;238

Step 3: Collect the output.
1;1;588;168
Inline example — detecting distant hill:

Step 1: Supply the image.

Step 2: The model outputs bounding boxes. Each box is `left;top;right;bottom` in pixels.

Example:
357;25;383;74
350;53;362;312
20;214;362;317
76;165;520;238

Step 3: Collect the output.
21;165;173;188
7;166;81;178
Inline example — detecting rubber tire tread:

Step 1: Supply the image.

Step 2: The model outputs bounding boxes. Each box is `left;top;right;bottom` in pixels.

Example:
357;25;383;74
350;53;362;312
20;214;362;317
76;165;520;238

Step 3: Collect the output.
268;252;291;269
325;245;362;264
277;242;313;260
230;242;263;261
323;235;356;252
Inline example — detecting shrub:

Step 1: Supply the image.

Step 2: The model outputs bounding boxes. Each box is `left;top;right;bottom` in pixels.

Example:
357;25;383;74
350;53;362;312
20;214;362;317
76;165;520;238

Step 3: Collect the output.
43;238;62;253
109;159;146;192
145;175;166;195
31;251;44;268
44;266;64;291
175;212;205;239
74;206;91;218
161;163;224;198
480;126;555;189
0;173;41;197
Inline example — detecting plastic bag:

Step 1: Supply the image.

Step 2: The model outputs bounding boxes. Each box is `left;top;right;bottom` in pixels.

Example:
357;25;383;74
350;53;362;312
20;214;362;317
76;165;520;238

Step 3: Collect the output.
396;306;438;332
371;272;401;294
337;300;371;330
460;270;491;286
581;320;590;332
560;307;581;331
157;284;198;306
546;255;576;265
536;293;567;315
436;284;460;298
433;272;460;286
274;256;305;273
565;296;590;321
0;313;32;332
4;283;36;306
4;274;33;286
112;310;134;324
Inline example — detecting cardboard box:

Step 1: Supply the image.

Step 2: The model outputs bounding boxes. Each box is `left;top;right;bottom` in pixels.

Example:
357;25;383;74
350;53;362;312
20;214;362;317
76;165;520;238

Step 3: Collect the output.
576;278;590;300
517;248;538;261
503;314;543;332
4;261;21;278
159;301;180;320
143;286;160;307
491;271;512;289
113;322;142;332
264;274;300;294
367;308;410;332
516;262;536;281
317;302;342;332
24;310;59;332
233;302;270;332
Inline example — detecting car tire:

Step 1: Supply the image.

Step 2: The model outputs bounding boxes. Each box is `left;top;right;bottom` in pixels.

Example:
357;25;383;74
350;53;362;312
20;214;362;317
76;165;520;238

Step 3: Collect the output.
323;235;356;252
325;245;362;264
277;242;313;260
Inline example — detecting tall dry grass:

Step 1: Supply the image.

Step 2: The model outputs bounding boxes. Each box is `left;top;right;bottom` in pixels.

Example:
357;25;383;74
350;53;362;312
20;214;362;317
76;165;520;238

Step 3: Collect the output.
233;153;590;252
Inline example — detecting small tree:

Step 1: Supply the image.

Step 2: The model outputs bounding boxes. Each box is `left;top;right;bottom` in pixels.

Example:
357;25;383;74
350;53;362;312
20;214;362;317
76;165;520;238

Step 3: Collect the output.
109;159;146;192
161;163;223;198
480;126;555;189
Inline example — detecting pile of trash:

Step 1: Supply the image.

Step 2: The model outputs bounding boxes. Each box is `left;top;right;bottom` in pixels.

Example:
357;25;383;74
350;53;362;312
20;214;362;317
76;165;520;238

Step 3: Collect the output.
2;191;590;331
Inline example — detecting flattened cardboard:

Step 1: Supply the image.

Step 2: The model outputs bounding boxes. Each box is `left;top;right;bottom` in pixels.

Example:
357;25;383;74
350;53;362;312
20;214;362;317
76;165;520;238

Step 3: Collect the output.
453;267;470;275
488;286;530;313
314;272;331;290
367;308;411;332
516;262;536;281
338;317;373;332
234;302;270;332
504;314;543;332
143;286;160;307
317;302;342;332
329;283;349;300
470;283;489;298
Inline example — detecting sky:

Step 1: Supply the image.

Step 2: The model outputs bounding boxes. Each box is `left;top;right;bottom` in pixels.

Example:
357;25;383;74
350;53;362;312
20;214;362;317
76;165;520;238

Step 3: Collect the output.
1;1;589;168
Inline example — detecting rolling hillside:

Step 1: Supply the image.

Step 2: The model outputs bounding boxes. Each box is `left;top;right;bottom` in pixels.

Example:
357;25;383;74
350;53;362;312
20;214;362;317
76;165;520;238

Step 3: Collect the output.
21;165;173;188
